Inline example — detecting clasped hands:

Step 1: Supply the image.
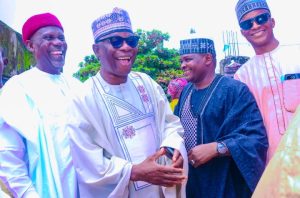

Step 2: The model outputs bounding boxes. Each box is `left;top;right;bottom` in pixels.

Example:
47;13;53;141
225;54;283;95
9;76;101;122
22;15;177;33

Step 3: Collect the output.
130;148;186;187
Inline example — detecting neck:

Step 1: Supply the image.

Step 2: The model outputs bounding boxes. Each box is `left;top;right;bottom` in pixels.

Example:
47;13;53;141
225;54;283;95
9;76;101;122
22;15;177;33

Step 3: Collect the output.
254;38;279;55
100;69;127;85
36;64;62;75
194;73;215;89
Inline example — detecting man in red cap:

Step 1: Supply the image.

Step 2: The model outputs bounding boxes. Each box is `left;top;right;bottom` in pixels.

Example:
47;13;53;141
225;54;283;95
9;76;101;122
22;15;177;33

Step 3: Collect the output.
0;13;80;197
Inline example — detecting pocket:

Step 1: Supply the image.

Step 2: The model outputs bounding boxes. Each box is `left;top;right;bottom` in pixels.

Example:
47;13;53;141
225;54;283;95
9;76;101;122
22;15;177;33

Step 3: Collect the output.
283;79;300;112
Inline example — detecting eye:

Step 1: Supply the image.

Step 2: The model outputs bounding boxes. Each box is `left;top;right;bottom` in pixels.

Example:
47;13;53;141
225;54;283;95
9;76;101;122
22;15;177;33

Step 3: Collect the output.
185;58;192;62
58;35;65;42
43;35;55;41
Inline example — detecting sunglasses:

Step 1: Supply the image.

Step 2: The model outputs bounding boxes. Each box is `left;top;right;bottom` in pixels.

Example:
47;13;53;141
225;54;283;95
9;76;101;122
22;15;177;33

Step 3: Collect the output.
96;35;140;49
239;13;270;30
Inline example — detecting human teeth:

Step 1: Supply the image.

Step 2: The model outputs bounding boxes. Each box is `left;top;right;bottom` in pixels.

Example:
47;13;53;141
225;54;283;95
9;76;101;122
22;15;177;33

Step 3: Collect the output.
118;57;130;60
52;51;63;55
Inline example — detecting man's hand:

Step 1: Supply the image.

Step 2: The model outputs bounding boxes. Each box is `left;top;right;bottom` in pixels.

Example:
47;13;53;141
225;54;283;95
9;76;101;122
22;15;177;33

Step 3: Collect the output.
130;149;186;187
188;142;218;168
161;147;184;168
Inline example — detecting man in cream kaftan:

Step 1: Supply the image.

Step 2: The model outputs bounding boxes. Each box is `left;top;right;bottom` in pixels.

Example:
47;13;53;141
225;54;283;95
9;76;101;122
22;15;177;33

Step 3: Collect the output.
234;45;300;162
0;67;79;197
0;13;79;197
68;71;188;198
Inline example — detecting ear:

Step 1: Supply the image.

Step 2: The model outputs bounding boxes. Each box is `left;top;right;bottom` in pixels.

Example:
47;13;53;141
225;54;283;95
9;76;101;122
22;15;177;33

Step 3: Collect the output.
93;44;101;56
25;40;34;53
204;53;213;65
270;17;275;28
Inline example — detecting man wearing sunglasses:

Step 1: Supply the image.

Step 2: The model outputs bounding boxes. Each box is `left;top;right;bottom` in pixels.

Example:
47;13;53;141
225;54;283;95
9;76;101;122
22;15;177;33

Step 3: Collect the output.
234;0;300;163
67;7;188;198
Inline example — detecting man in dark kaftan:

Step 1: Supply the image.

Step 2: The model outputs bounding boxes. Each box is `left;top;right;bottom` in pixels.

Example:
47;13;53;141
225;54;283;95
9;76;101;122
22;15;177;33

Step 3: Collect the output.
174;38;268;198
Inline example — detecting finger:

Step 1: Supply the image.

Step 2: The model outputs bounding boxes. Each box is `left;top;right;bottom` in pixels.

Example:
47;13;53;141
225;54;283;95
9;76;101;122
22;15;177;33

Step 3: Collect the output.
150;148;165;161
160;165;184;175
159;172;187;184
172;156;184;168
172;149;180;162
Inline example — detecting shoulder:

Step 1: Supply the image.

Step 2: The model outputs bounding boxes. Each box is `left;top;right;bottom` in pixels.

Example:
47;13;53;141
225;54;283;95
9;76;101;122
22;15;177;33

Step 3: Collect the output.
219;75;251;94
131;71;152;80
234;57;253;75
1;69;34;90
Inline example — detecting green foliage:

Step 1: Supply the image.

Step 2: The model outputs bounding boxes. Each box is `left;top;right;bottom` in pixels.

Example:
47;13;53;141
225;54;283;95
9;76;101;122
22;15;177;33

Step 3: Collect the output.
73;55;100;82
73;29;183;89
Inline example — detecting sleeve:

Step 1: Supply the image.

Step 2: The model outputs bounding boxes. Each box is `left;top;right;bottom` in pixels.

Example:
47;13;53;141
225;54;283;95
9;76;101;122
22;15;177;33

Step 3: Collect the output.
217;84;268;192
66;86;133;197
0;79;39;197
0;122;38;197
143;75;188;197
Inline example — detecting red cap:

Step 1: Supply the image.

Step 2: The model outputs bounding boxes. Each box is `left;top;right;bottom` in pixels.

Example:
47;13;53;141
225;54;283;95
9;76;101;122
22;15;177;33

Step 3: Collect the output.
22;13;64;43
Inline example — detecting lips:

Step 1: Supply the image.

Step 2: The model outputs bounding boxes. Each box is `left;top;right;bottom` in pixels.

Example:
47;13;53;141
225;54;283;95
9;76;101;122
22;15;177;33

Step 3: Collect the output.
50;50;64;60
116;56;132;66
183;69;192;77
250;29;265;37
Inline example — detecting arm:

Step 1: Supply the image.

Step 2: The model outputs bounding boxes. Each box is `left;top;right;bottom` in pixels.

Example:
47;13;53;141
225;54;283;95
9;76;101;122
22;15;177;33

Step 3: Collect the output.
0;122;39;197
217;84;268;191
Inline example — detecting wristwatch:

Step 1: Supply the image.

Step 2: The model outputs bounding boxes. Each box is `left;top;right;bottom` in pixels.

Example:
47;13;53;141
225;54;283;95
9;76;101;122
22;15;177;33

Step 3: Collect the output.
217;142;228;156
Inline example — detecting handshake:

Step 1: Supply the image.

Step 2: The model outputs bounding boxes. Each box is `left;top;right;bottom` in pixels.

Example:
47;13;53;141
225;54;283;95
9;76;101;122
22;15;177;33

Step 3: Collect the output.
130;147;186;187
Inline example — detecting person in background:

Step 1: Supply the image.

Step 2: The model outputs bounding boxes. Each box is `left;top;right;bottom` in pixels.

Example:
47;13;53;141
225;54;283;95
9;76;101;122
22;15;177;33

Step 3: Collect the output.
0;46;8;89
167;77;187;111
175;38;268;197
252;105;300;197
0;13;79;197
234;0;300;162
67;7;188;198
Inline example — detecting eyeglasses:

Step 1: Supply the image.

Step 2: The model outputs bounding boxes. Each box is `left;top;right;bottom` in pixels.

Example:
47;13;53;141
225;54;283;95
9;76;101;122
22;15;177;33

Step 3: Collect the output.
239;13;271;30
96;35;140;49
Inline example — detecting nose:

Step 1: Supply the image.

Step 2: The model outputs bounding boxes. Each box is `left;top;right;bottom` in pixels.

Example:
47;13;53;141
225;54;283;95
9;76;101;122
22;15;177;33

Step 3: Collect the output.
251;20;261;29
180;61;186;70
119;40;132;50
53;38;67;49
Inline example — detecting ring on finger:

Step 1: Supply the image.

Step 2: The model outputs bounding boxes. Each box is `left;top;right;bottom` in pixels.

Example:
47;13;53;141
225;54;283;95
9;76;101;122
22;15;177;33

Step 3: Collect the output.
190;159;195;165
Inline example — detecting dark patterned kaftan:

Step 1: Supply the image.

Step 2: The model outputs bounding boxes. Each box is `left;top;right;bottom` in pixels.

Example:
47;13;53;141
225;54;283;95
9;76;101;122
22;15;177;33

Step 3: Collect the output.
175;74;268;198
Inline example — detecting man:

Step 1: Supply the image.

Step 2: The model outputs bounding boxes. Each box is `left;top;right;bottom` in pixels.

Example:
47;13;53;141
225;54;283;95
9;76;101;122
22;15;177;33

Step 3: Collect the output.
175;38;268;197
167;78;187;111
67;7;187;198
0;46;8;89
234;0;300;162
252;105;300;197
0;13;79;197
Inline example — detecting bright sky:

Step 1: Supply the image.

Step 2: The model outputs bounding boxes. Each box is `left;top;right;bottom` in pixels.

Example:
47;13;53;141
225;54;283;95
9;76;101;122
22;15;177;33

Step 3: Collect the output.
1;0;300;76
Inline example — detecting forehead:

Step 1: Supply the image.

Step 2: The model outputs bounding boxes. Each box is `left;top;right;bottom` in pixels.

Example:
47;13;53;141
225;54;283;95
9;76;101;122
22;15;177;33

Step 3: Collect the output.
102;31;134;40
180;53;202;59
31;26;64;38
241;9;270;21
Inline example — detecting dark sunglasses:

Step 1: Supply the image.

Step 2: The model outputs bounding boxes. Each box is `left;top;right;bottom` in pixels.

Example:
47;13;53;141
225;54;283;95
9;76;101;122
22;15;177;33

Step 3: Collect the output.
96;35;140;49
239;13;270;30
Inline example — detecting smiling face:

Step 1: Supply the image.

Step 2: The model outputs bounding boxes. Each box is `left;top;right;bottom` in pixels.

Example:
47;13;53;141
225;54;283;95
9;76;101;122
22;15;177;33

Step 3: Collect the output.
240;9;278;54
180;53;215;88
93;31;138;85
26;26;67;74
